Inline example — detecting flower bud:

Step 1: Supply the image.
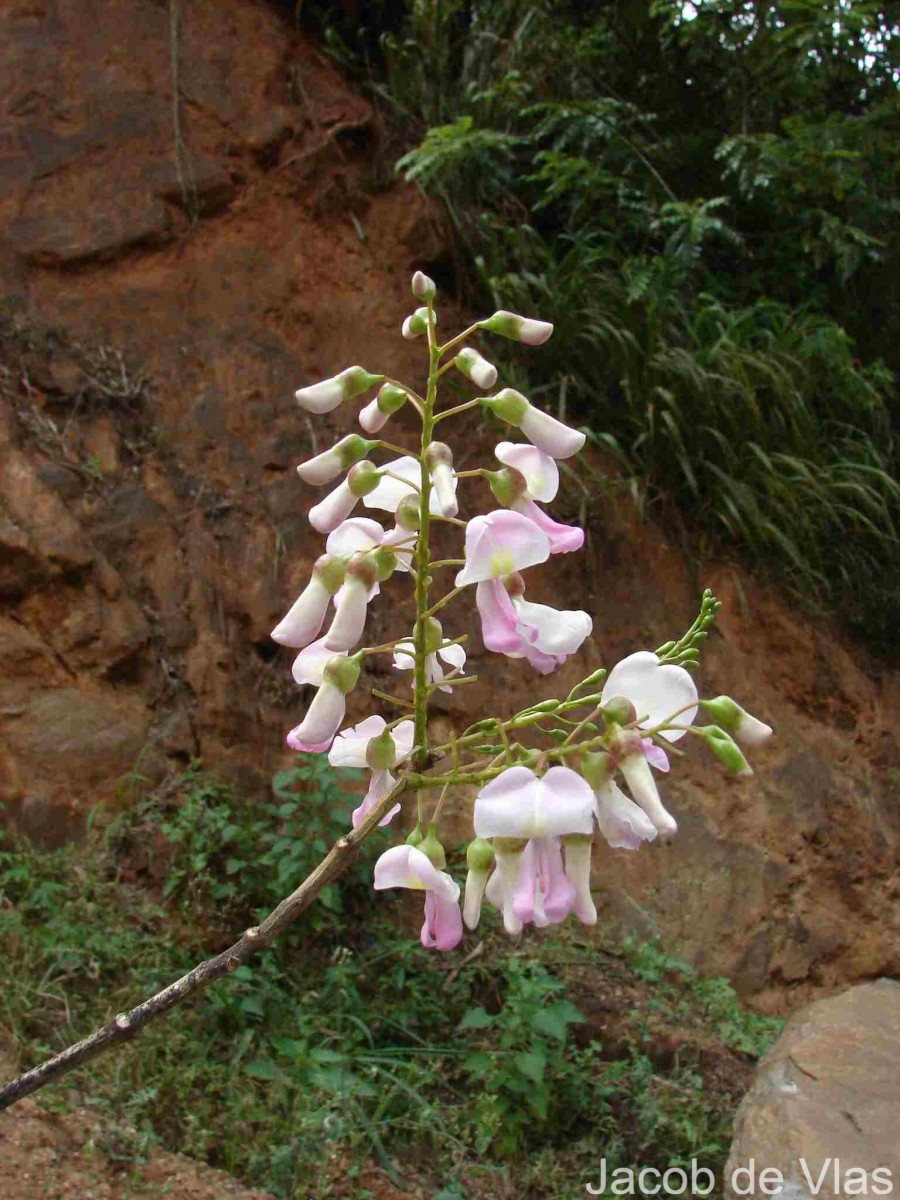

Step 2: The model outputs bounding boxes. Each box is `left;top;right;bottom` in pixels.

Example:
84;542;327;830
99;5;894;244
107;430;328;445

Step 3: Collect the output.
412;271;437;302
366;727;397;771
323;651;362;695
396;494;421;531
419;826;446;870
701;726;753;777
297;434;377;485
422;615;444;654
456;347;498;390
295;366;384;414
370;546;399;582
481;387;529;425
602;695;637;729
486;467;527;508
347;460;382;497
406;826;424;847
581;751;614;792
360;383;408;434
478;310;553;346
424;441;458;517
700;696;773;747
463;836;494;931
402;307;431;339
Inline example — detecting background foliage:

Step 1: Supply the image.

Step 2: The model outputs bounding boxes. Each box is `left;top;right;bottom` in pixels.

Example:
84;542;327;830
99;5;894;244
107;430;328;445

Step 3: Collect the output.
0;762;780;1198
313;0;900;646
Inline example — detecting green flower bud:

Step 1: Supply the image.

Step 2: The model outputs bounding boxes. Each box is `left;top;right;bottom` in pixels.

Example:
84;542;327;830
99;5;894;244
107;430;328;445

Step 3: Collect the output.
370;546;398;582
412;271;436;303
419;826;446;870
485;466;527;508
345;553;378;590
366;727;396;771
340;366;385;399
602;695;637;729
424;441;453;471
480;387;529;425
701;726;753;777
377;382;408;415
422;615;444;654
340;433;379;468
466;836;494;873
347;460;381;498
582;751;614;791
312;554;347;596
323;652;362;694
396;494;421;531
406;826;424;847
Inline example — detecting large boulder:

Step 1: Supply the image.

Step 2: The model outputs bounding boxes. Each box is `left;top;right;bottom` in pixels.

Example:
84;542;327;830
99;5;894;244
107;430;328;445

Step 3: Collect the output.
726;980;900;1198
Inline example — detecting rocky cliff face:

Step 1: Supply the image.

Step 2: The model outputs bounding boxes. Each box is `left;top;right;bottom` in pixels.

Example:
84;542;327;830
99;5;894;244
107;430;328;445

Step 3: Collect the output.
1;0;897;1011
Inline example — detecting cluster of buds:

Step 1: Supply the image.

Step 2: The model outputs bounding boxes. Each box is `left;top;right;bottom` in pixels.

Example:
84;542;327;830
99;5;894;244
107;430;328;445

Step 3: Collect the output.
274;272;773;951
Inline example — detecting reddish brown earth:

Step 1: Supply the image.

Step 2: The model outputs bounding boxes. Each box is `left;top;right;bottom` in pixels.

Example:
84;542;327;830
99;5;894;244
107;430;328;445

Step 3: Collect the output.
1;0;898;1053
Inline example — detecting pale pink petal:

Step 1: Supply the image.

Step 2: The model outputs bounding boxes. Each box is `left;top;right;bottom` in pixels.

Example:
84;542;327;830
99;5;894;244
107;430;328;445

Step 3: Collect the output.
294;376;344;415
455;510;550;587
328;715;386;769
392;639;415;671
438;642;467;671
593;781;658;850
564;839;597;925
511;598;592;659
474;766;543;840
602;651;698;744
619;752;678;838
291;637;339;687
286;684;345;750
476;580;525;656
325;517;384;558
512;498;584;555
495;442;559;503
538;767;596;836
463;866;489;930
323;577;370;651
359;397;390;433
736;711;774;747
642;739;670;773
351;768;401;828
297;441;353;486
519;407;585;458
431;462;459;517
390;720;415;765
490;843;525;935
271;577;331;648
308;480;359;534
422;891;463;951
374;845;439;892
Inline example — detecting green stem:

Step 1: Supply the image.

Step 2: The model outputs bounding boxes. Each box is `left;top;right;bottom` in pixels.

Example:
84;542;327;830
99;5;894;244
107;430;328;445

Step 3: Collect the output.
411;308;439;770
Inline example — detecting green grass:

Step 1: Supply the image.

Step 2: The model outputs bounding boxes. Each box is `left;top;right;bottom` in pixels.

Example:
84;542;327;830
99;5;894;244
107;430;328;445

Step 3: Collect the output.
0;762;781;1198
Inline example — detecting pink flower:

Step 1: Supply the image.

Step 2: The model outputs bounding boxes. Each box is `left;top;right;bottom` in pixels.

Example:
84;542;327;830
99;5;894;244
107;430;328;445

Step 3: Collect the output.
373;845;462;951
328;715;415;770
492;442;583;554
642;738;670;773
287;640;358;753
602;651;698;743
474;765;594;935
455;510;550;587
511;837;576;928
475;576;591;673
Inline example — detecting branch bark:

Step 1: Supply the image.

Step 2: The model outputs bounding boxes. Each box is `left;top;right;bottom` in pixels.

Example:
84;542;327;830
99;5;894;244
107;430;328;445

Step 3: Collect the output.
0;777;408;1111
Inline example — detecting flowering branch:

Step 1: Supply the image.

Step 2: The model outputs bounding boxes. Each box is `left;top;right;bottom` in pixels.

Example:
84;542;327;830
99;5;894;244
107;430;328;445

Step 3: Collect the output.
0;274;774;1108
